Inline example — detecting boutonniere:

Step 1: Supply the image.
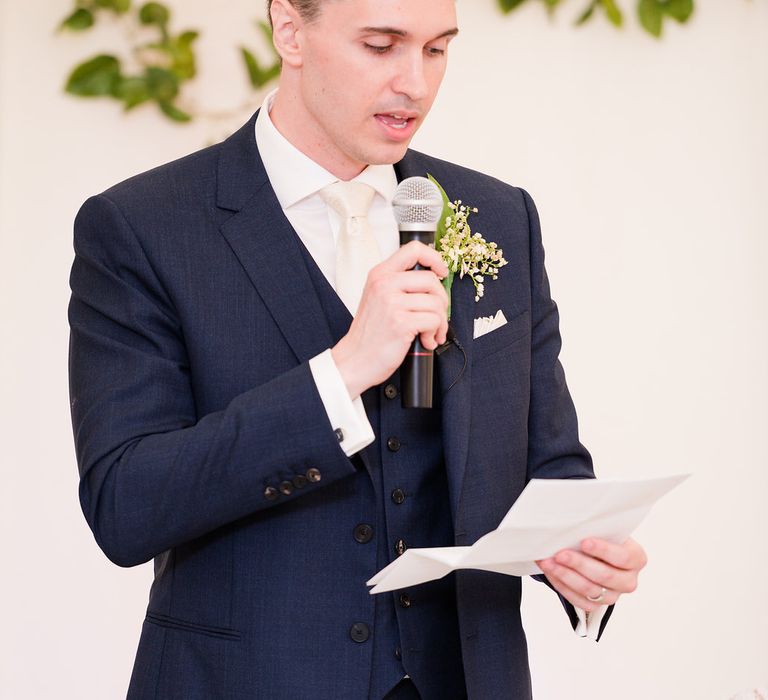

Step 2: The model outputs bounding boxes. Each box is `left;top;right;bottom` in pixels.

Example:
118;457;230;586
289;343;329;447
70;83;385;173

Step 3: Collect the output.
428;175;508;319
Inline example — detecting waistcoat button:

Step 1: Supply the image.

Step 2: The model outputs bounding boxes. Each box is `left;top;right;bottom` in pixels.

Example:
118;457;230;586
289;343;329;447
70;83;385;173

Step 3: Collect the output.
387;436;401;452
384;384;398;400
353;523;374;544
399;593;411;608
391;488;406;505
394;539;407;556
349;622;370;643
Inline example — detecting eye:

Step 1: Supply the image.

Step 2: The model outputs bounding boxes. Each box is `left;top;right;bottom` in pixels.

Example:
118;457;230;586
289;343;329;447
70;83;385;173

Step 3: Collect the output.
425;46;446;57
364;43;392;54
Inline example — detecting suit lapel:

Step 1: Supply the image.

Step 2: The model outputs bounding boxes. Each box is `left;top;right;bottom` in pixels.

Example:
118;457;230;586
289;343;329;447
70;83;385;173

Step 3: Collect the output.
216;125;473;528
217;112;336;365
396;152;474;527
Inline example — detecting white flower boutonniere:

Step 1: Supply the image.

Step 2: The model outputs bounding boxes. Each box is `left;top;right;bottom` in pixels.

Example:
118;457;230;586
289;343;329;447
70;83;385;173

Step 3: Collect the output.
428;175;508;319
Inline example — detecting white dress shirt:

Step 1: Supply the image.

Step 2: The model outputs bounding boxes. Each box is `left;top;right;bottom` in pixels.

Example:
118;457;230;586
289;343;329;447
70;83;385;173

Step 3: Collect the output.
255;89;607;640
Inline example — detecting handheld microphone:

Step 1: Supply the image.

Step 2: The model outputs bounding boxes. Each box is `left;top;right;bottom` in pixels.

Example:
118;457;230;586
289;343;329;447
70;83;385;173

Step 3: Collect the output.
392;177;445;409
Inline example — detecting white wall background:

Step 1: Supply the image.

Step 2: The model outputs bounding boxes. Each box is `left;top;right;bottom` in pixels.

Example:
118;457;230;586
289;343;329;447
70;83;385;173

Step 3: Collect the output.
1;1;766;698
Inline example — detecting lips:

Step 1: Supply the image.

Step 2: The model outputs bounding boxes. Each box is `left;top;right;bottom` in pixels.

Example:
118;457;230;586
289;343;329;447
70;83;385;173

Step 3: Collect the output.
374;112;419;140
376;113;412;130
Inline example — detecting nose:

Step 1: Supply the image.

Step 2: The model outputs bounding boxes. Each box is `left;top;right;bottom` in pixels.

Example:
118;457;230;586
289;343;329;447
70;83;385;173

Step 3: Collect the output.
392;52;429;102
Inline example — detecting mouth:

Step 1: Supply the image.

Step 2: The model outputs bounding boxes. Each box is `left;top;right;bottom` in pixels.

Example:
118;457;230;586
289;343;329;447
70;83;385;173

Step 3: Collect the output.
374;112;419;140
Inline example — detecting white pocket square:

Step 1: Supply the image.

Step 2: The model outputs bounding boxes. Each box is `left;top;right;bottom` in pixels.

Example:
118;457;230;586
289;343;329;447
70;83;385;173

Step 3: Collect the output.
473;310;508;340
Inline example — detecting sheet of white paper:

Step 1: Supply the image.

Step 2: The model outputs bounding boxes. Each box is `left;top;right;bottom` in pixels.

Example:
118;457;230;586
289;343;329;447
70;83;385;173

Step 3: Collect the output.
367;474;688;594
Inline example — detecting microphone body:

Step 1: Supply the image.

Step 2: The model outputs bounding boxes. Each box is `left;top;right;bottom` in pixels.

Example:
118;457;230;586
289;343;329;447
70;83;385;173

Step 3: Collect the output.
392;177;445;409
399;228;435;409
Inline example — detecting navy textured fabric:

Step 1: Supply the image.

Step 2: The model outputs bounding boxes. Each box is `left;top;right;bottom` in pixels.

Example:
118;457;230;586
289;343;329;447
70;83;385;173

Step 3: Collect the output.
68;111;598;700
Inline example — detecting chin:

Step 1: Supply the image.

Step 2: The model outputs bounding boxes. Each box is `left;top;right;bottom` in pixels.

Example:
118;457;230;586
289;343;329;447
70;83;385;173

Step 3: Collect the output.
363;142;411;167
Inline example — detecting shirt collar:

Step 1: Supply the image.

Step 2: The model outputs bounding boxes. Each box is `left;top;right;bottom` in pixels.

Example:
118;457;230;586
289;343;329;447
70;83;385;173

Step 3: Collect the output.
254;89;398;209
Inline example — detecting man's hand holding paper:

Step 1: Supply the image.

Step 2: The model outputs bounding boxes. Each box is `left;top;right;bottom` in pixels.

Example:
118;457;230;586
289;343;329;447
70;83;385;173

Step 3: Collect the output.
367;475;687;599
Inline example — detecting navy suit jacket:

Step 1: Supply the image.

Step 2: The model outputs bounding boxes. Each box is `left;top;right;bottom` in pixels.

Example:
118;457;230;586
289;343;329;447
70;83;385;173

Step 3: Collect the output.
69;112;606;699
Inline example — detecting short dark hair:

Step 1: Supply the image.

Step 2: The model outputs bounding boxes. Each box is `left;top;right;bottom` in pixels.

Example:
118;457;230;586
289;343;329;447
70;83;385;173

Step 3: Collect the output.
267;0;324;28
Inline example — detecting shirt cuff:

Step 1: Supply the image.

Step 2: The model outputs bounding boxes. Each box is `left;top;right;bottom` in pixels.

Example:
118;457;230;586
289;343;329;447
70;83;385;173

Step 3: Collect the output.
574;605;609;641
309;349;375;457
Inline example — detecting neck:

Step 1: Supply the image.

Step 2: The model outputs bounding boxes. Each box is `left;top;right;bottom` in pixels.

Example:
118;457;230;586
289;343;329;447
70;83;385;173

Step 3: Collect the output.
269;81;366;181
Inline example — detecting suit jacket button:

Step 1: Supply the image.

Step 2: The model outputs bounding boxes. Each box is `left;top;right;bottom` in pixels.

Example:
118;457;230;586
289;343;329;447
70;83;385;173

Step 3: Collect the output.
292;474;308;489
384;384;398;400
353;523;374;544
394;539;407;556
279;480;294;496
387;436;401;452
399;593;411;609
306;468;322;483
391;488;406;505
349;622;370;643
263;486;279;501
394;646;402;660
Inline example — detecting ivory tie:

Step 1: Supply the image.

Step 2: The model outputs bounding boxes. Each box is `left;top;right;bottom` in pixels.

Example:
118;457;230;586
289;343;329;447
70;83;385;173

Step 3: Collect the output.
320;181;381;315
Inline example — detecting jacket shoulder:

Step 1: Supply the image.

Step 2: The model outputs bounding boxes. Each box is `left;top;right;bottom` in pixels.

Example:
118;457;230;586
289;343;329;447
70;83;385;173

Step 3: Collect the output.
97;141;222;214
403;149;529;208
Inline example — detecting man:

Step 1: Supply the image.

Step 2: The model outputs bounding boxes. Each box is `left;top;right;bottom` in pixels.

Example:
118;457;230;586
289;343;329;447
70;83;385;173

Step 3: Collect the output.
68;1;647;698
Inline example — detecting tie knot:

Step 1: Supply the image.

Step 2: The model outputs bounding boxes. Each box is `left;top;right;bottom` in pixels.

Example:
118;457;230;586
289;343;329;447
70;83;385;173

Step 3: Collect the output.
320;181;376;220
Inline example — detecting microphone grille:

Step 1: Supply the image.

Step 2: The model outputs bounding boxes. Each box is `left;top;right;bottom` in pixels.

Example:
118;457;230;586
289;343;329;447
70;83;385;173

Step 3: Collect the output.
392;177;444;228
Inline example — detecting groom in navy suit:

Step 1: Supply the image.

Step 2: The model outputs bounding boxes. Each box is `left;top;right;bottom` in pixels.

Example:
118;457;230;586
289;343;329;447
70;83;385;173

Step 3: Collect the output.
68;1;648;698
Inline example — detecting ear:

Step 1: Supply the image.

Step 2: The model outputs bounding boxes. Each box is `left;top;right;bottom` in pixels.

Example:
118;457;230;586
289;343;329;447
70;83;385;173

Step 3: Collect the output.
270;0;304;68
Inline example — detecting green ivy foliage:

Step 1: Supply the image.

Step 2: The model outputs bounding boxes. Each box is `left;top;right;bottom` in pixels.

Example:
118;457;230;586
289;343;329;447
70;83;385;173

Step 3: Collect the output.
60;1;280;122
60;0;699;125
497;0;695;36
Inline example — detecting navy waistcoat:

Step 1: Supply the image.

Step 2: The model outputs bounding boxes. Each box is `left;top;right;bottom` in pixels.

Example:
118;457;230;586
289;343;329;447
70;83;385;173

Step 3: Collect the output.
298;241;466;700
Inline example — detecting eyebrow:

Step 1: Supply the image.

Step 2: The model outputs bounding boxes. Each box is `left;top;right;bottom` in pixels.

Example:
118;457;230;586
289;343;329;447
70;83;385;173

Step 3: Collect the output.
360;27;460;40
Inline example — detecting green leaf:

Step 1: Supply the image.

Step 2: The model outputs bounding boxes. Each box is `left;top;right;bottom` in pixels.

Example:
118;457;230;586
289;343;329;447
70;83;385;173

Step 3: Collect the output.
158;100;191;122
60;8;94;31
241;47;280;89
167;30;199;80
601;0;623;27
662;0;693;22
144;66;179;101
638;0;663;37
65;54;122;96
139;2;170;27
94;0;132;12
576;1;597;25
497;0;528;13
427;175;454;319
114;76;150;109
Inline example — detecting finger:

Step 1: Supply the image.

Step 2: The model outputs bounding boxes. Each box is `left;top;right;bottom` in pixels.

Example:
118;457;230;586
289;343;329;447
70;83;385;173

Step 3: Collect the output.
381;241;449;277
396;290;450;316
581;537;647;572
395;271;450;304
538;558;619;608
553;549;638;594
373;270;449;299
540;568;610;614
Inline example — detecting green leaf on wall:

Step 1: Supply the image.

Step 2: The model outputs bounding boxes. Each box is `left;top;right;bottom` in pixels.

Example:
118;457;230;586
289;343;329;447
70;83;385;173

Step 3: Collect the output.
60;8;95;31
65;55;122;96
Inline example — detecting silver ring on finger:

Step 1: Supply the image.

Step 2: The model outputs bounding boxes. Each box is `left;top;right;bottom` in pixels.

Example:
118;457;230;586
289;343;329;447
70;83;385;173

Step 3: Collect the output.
586;587;607;603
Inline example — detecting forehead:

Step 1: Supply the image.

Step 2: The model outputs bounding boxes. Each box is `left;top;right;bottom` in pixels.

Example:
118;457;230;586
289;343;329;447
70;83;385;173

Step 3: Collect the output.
316;0;458;36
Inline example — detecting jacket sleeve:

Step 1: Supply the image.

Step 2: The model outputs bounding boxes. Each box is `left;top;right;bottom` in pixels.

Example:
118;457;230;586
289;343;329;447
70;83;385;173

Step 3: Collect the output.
522;188;594;481
68;194;357;568
521;188;615;641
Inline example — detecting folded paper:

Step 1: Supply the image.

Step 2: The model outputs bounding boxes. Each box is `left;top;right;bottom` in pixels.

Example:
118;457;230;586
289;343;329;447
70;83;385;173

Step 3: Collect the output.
367;474;688;594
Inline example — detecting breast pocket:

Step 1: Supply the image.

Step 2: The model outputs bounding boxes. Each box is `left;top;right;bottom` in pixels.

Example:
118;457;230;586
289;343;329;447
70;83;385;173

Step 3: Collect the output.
471;309;530;363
